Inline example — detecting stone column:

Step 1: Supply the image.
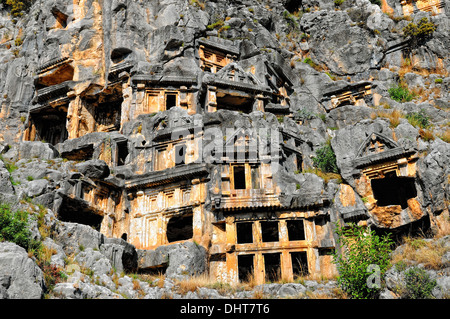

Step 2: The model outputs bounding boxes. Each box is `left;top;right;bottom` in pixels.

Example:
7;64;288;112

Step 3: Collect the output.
281;250;293;282
254;94;266;112
121;76;133;131
225;216;238;283
206;86;217;113
254;252;265;285
66;94;81;139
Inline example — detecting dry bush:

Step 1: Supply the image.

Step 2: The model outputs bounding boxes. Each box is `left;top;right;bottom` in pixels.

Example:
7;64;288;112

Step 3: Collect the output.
374;109;404;128
175;273;213;294
303;168;342;184
392;235;449;270
304;287;348;299
438;129;450;143
418;128;435;142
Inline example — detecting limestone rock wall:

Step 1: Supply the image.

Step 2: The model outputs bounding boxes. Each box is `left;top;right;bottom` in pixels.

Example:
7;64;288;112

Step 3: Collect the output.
0;0;448;292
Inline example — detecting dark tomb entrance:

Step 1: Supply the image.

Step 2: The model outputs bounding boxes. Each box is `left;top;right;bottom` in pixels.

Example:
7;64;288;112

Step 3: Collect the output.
217;91;254;114
371;173;417;209
94;100;122;132
116;140;129;166
236;222;253;244
166;214;193;243
264;253;281;282
261;221;279;242
287;219;305;241
30;109;68;145
291;251;309;277
233;165;246;190
238;254;254;282
57;196;104;232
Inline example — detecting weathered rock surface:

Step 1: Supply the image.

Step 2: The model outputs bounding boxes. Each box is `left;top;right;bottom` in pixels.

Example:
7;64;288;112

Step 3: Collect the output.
417;140;450;216
138;242;207;280
74;159;110;180
0;0;448;300
382;235;450;299
0;242;46;299
53;222;105;255
300;8;384;75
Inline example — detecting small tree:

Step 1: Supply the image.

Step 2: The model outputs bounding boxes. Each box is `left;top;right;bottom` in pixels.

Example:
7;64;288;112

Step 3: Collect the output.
332;224;393;299
312;140;338;174
388;84;415;103
403;267;436;299
403;18;437;46
0;203;32;250
405;109;430;129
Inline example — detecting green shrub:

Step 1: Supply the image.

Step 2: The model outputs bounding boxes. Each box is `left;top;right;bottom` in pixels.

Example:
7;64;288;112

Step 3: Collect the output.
189;0;205;10
326;72;336;81
0;203;33;250
388;84;415;102
302;57;316;68
283;10;300;32
14;37;23;46
403;18;437;45
312;141;338;174
1;0;32;17
369;0;381;6
296;108;316;121
332;224;393;299
434;78;443;84
403;267;436;299
406;109;430;129
334;0;345;6
207;20;224;30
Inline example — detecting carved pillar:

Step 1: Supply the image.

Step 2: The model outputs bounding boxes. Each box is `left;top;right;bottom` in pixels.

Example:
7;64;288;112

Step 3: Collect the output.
281;250;293;282
254;94;265;112
179;86;189;110
254;253;265;285
66;94;82;139
253;222;265;284
192;206;203;245
207;86;217;113
121;76;133;131
225;216;238;283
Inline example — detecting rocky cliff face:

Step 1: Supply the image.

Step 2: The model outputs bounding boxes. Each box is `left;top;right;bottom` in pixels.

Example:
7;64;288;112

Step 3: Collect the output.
0;0;449;299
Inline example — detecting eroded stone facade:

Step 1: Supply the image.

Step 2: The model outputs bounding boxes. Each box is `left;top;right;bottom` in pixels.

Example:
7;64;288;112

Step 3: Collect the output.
22;32;345;284
400;0;445;16
16;0;445;285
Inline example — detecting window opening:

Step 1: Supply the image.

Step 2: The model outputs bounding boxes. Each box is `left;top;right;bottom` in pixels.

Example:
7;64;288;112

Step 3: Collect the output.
291;251;309;277
238;254;254;282
166;214;193;243
233;165;246;190
236;222;253;244
261;221;279;242
165;93;177;110
295;154;303;172
116;141;128;166
371;173;417;209
287;220;305;241
264;253;281;282
175;144;187;166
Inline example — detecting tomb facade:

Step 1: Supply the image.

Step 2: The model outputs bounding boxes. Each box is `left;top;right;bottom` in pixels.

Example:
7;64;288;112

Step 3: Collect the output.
22;34;391;284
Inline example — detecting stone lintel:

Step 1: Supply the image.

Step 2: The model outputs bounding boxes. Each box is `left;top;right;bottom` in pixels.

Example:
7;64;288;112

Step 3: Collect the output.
125;163;209;189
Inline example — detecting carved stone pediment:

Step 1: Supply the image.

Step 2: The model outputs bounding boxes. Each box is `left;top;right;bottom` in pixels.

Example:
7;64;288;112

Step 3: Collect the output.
353;132;414;169
215;62;263;87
